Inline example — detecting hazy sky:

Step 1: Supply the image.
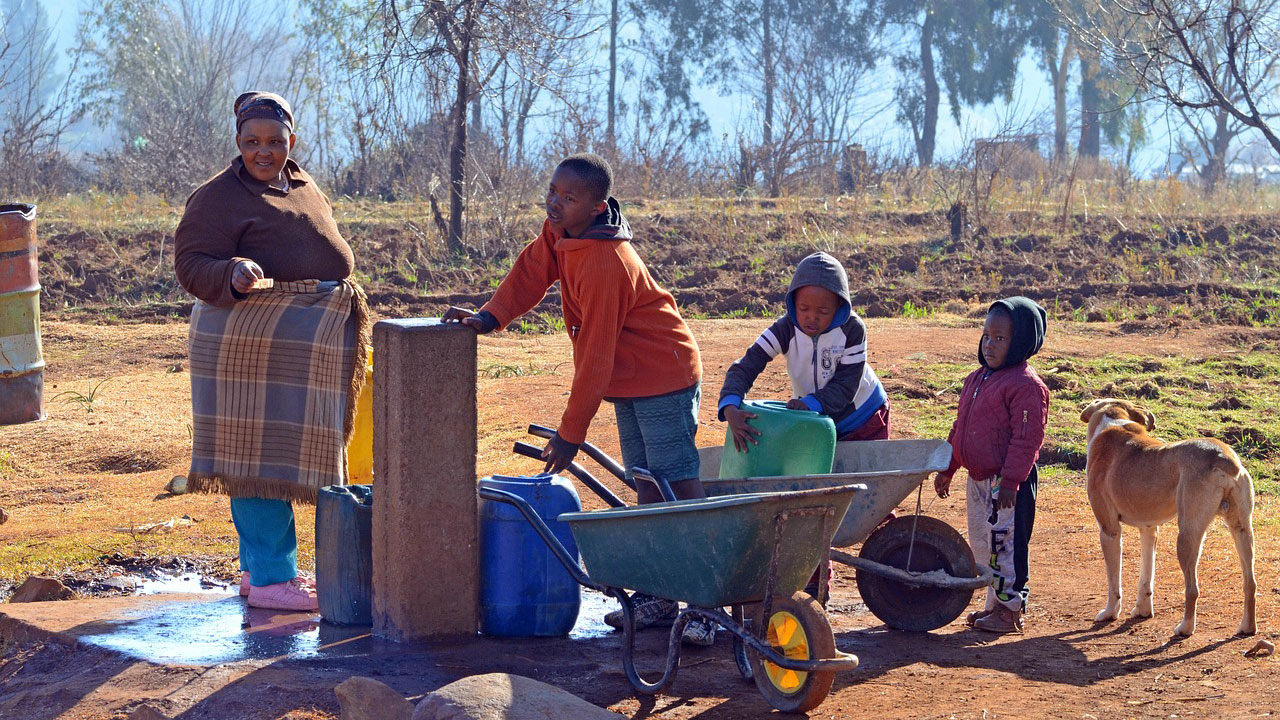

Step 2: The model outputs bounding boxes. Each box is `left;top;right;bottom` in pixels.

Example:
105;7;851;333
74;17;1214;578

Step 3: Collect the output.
38;0;1199;177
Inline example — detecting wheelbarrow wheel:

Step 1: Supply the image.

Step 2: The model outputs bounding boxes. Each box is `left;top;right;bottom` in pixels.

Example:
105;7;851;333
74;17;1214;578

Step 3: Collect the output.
749;592;836;713
856;515;978;632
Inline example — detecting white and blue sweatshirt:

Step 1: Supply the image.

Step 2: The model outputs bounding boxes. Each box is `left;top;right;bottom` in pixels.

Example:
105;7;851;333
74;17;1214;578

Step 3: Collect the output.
717;252;887;435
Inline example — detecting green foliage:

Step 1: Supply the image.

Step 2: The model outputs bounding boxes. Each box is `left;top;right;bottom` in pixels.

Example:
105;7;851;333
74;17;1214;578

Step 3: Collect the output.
51;378;110;414
900;300;930;319
513;311;566;335
0;450;15;482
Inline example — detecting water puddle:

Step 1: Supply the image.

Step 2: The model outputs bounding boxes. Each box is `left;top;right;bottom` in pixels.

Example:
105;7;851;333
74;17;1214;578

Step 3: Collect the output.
569;588;617;640
76;595;371;665
72;569;616;664
135;571;233;595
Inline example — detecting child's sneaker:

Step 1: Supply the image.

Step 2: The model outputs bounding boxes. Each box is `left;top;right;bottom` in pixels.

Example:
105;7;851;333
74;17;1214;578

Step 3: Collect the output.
681;614;718;647
240;572;250;597
603;593;678;630
965;608;993;627
247;578;319;612
973;605;1023;634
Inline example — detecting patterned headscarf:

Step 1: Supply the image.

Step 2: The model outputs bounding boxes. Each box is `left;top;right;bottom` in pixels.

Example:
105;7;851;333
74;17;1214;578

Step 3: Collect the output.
233;91;294;133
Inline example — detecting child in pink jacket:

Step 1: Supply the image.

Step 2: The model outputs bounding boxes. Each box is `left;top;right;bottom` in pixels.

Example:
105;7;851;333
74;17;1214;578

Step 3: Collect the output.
934;297;1049;633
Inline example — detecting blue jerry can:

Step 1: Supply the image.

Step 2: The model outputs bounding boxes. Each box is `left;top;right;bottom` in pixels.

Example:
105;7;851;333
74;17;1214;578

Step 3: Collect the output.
478;474;582;637
315;484;373;625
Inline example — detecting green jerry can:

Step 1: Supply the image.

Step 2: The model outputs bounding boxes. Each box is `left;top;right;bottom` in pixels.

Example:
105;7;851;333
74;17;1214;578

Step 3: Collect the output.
719;399;836;478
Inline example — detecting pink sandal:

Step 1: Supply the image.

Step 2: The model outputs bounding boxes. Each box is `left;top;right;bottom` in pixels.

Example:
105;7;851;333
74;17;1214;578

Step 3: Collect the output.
241;572;315;597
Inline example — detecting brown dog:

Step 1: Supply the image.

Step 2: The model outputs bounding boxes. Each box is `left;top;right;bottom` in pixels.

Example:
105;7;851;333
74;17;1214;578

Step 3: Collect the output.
1081;398;1256;637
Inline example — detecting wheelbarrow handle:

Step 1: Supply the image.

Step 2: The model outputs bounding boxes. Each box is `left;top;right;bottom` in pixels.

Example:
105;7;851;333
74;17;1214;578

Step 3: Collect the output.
526;423;555;440
528;423;634;491
632;467;677;503
512;441;627;508
478;486;606;593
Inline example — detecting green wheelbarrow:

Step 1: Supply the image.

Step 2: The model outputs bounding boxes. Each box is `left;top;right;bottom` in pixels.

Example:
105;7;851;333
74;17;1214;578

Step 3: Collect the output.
480;473;864;713
525;424;989;634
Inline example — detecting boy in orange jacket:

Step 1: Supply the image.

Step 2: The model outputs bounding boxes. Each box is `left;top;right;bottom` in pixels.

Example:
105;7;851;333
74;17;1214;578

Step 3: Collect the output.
444;153;715;643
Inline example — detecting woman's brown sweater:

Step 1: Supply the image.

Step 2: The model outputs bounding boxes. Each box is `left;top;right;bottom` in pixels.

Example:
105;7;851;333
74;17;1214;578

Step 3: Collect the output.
175;157;354;306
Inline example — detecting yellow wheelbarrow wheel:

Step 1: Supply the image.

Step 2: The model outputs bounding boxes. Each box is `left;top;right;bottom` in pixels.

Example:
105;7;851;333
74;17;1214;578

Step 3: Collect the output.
750;592;837;713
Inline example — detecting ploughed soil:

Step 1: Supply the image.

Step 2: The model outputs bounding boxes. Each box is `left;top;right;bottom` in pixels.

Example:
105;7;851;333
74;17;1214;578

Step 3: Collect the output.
1;318;1277;719
35;205;1280;327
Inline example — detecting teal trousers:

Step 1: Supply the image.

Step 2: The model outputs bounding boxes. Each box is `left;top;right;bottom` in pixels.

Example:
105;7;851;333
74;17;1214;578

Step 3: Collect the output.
230;497;298;587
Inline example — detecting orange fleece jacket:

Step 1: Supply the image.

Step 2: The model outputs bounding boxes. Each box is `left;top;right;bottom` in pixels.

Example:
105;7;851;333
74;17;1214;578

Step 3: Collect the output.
481;221;701;444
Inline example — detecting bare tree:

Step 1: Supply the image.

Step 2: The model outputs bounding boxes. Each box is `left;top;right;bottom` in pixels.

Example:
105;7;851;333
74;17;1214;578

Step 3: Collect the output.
1174;103;1247;187
298;0;453;200
481;5;594;189
1078;0;1280;168
761;6;885;194
606;0;618;152
612;53;711;197
374;0;591;252
73;0;300;195
0;0;81;196
1158;9;1279;192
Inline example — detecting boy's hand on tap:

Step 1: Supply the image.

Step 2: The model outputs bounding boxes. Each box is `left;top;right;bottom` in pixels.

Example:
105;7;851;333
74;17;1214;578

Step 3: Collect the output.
442;306;497;333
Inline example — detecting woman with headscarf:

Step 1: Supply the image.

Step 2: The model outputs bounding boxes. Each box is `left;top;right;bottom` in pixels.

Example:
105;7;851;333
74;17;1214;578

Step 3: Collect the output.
174;91;369;611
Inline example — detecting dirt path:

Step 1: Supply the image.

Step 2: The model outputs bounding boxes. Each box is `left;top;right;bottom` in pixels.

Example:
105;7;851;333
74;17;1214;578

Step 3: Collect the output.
0;317;1276;719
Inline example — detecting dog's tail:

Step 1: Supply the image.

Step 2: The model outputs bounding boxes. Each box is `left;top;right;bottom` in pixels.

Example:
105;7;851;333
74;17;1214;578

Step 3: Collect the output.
1215;453;1254;522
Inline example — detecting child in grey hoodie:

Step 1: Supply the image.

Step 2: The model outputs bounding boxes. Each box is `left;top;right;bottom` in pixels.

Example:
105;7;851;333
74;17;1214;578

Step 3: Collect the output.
719;252;889;450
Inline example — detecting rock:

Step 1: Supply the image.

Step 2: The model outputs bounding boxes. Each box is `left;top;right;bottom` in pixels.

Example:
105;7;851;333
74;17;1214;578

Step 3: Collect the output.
100;576;140;592
336;676;413;720
128;704;171;720
166;475;188;495
413;673;623;720
1244;639;1274;658
9;576;74;603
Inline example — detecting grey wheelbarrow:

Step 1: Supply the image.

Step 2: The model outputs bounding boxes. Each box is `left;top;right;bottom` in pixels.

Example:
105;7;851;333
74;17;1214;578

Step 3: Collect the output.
525;424;988;633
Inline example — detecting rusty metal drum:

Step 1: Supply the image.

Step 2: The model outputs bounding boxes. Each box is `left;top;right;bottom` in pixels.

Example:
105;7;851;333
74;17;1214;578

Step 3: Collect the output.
0;203;42;424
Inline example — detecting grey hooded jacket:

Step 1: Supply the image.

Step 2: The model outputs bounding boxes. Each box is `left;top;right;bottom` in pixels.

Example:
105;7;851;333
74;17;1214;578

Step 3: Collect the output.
717;252;887;434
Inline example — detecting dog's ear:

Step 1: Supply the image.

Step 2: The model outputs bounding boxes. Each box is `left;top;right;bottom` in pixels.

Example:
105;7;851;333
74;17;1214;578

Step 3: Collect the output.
1143;409;1156;431
1080;399;1103;423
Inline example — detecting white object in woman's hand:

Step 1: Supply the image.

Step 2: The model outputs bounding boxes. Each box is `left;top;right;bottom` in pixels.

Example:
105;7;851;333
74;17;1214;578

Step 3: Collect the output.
231;260;265;294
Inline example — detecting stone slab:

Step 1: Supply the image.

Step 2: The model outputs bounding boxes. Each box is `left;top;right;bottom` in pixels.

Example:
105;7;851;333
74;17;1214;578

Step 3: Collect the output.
373;319;479;642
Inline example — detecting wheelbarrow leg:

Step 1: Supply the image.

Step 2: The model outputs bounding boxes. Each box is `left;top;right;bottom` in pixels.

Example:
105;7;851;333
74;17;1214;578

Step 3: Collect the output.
732;604;753;682
617;588;684;695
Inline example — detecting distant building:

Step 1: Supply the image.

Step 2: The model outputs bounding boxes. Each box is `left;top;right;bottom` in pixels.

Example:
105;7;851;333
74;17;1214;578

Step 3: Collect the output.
973;134;1046;179
1171;161;1280;184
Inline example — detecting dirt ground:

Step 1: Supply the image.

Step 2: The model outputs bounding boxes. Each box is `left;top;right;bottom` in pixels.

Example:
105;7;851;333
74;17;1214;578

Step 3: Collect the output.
0;317;1277;719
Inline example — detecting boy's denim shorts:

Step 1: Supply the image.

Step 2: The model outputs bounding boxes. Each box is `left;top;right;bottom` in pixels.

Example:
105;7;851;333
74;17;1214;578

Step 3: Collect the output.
613;382;701;486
